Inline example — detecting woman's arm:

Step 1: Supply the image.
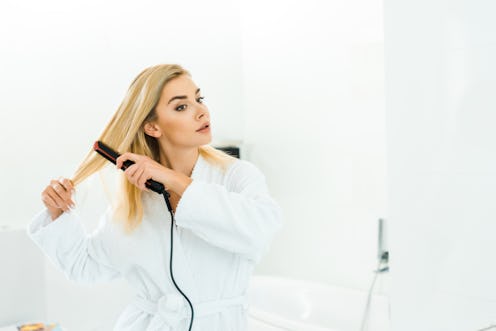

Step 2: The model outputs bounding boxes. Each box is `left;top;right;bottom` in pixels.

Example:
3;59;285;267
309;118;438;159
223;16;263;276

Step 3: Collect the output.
174;161;284;264
27;205;121;284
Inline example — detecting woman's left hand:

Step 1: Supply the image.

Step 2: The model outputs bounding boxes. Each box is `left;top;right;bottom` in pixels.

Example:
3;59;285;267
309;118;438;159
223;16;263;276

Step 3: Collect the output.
116;152;171;192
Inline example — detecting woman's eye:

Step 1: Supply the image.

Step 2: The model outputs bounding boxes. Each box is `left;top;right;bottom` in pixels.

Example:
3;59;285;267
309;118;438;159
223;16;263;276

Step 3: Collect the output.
175;97;204;111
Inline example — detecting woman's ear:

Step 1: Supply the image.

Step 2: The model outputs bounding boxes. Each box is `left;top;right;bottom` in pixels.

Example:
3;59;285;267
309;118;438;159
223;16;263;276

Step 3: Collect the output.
143;122;161;138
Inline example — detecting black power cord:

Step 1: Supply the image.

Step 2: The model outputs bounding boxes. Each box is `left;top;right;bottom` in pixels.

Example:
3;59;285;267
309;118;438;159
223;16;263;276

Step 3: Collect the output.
163;192;195;331
92;142;195;329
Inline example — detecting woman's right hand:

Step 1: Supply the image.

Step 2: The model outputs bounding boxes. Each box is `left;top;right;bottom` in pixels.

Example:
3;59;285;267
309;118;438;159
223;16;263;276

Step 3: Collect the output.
41;178;75;221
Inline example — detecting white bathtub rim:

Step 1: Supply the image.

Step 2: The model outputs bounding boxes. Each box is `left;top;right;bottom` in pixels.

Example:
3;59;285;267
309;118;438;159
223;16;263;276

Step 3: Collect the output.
248;307;341;331
248;275;390;331
250;275;389;300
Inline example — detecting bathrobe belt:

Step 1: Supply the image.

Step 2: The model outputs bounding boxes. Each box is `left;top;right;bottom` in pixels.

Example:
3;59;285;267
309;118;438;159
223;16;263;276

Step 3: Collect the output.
133;292;249;330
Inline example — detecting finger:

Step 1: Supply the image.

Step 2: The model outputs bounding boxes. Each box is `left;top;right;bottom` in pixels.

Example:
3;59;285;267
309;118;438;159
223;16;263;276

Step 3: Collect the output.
59;178;74;193
48;185;68;209
115;156;122;170
52;180;72;205
124;163;139;178
135;168;148;190
50;180;74;208
42;191;58;209
59;178;76;205
123;165;140;187
47;187;70;211
116;152;139;170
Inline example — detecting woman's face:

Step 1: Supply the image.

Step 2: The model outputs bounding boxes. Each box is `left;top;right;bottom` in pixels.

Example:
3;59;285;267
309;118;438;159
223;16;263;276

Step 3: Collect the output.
147;74;212;150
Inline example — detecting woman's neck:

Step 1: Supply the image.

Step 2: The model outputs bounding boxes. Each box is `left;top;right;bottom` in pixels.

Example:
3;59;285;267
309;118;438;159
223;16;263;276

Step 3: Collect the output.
159;147;199;177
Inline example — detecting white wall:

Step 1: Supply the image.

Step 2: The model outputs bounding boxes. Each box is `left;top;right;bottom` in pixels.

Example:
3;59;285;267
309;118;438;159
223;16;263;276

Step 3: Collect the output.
385;0;496;329
241;0;388;292
0;229;46;325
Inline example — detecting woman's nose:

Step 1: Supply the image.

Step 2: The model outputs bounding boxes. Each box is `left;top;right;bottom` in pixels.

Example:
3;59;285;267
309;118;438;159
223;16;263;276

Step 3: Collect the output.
196;108;208;120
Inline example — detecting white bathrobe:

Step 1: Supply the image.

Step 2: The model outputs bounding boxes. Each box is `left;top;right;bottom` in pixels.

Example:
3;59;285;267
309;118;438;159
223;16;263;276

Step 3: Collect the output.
27;154;283;331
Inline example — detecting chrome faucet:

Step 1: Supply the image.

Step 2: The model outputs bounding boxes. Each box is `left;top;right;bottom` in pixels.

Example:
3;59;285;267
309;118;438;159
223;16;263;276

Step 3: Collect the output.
376;218;389;273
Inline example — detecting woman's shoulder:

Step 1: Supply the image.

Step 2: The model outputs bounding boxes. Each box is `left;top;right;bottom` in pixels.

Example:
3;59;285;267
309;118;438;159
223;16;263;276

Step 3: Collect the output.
226;158;263;177
221;158;267;192
196;151;267;190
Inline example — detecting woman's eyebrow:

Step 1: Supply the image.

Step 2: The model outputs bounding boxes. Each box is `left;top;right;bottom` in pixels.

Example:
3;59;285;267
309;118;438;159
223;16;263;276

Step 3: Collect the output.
167;88;201;104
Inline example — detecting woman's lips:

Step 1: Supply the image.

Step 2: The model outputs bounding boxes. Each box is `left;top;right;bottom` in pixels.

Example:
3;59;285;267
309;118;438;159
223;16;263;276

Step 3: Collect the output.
197;126;211;133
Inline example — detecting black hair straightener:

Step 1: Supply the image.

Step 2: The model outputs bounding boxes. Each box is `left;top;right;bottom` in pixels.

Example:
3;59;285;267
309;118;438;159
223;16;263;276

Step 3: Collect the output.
93;141;172;211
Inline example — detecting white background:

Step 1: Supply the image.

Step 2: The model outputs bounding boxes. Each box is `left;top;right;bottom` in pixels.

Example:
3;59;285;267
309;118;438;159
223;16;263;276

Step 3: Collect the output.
1;0;494;330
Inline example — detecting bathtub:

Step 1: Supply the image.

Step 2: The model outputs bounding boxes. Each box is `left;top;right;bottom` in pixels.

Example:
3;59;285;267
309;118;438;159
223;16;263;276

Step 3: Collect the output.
246;275;390;331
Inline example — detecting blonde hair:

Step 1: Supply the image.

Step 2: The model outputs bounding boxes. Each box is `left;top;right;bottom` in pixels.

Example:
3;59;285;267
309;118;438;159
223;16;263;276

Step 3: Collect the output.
70;64;236;234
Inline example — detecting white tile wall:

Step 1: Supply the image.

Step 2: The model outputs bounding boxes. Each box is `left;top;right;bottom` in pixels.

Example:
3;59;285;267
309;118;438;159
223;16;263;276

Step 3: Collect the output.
385;0;496;329
0;229;45;326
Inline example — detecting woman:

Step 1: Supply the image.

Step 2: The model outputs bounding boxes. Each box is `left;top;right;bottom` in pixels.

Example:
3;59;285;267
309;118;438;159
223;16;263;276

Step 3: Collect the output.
27;64;283;331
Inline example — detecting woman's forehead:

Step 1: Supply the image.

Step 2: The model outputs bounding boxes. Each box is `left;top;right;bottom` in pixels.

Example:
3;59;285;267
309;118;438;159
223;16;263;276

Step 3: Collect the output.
162;75;198;97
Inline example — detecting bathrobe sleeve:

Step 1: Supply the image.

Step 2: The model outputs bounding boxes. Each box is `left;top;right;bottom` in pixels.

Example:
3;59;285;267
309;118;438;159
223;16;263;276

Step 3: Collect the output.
174;160;284;263
26;205;121;284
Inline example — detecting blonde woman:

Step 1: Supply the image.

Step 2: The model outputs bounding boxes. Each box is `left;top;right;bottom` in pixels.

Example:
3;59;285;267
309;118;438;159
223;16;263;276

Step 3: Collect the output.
27;64;283;331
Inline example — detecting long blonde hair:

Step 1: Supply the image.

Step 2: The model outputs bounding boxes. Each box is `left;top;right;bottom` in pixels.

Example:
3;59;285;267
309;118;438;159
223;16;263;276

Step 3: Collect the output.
71;64;236;234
